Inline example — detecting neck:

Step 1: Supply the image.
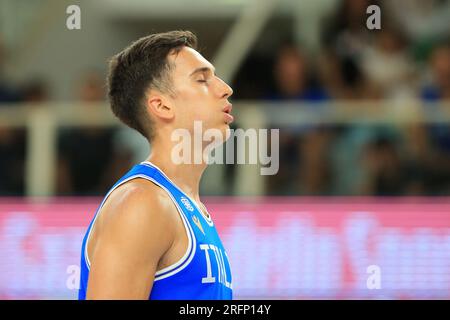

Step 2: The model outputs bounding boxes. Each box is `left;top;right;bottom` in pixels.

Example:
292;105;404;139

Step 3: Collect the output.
145;139;208;203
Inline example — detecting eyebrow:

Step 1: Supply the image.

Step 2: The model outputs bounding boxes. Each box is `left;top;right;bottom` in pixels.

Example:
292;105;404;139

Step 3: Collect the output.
189;66;216;77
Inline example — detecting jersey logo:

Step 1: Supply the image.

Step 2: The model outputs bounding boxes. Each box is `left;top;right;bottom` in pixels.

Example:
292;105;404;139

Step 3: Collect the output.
192;215;205;235
180;196;194;212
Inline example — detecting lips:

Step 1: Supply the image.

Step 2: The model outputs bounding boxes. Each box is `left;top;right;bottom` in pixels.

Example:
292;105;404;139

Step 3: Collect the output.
224;112;234;124
222;103;234;124
223;103;233;114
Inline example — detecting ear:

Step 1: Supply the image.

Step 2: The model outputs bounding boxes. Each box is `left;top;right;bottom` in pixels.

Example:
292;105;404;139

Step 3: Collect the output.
146;90;174;121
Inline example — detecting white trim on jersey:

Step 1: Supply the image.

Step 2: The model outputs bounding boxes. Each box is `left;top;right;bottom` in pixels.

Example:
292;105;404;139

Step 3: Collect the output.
84;174;145;269
141;161;214;227
148;175;196;281
84;173;197;282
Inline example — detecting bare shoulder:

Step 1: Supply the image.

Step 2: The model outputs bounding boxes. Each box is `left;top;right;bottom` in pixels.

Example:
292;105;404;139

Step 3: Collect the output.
102;178;176;224
86;178;178;298
92;178;178;259
104;178;173;213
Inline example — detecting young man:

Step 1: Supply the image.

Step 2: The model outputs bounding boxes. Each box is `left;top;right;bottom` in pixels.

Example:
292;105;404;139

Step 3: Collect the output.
78;31;234;300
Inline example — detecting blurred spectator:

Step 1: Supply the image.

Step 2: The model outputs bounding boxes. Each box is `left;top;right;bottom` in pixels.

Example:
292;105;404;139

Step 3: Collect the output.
359;28;416;99
265;44;331;195
421;44;450;159
402;123;439;195
360;136;410;195
230;54;273;99
266;44;329;101
318;49;382;100
0;37;21;103
417;43;450;194
320;0;383;99
0;81;21;102
383;0;450;54
297;128;333;195
109;125;149;188
0;37;26;195
329;122;406;196
0;127;26;195
21;79;49;103
57;71;116;195
422;44;450;101
322;0;375;49
77;71;106;102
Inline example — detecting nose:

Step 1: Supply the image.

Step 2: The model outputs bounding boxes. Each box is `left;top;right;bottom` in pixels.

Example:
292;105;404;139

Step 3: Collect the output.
217;77;233;99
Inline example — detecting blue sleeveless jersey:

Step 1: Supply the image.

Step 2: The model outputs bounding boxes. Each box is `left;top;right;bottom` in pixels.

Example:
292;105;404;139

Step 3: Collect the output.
78;161;233;300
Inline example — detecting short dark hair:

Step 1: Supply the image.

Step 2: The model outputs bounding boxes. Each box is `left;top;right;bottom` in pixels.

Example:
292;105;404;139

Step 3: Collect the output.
107;30;198;140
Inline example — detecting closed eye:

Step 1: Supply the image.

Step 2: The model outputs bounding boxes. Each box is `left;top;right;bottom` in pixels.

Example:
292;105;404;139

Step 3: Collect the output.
197;79;209;85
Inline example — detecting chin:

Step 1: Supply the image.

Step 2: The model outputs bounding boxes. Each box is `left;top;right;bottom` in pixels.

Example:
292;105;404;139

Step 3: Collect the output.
224;126;232;142
205;123;231;146
219;123;232;141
